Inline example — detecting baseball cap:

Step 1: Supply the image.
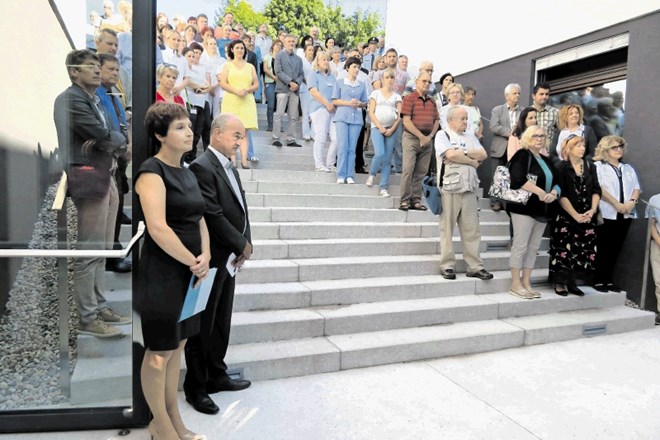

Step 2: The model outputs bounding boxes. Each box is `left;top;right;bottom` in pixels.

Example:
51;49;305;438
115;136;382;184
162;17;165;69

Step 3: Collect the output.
368;37;379;44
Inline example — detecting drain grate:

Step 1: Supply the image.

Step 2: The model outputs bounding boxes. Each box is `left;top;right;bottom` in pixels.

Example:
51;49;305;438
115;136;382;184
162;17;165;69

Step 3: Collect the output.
583;323;607;336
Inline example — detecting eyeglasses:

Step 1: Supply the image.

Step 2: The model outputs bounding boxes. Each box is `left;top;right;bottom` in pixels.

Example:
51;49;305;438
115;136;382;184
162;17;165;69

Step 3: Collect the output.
611;144;625;150
532;134;546;139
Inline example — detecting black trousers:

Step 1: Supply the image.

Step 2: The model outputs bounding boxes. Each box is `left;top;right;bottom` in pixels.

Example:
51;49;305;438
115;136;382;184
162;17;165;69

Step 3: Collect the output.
594;217;632;285
110;156;129;255
184;103;210;163
355;109;367;171
183;267;235;395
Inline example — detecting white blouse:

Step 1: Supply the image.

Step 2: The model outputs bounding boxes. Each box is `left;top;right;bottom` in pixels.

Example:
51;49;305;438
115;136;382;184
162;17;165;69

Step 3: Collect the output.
595;161;641;219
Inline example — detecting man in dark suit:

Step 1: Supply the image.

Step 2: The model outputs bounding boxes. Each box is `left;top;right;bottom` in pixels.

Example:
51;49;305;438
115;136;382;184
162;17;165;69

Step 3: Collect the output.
54;49;129;338
488;83;522;211
184;114;253;415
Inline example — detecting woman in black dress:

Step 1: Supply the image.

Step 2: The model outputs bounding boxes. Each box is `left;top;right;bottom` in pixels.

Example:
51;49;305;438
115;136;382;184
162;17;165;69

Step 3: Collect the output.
136;102;210;440
549;134;601;296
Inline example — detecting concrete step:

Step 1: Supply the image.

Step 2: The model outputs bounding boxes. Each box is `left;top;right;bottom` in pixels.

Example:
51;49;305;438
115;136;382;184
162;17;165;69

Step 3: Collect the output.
247;206;508;223
246;192;398;209
249;236;546;261
230;295;499;344
70;353;132;405
225;319;523;381
249;220;509;240
230;289;627;344
251;180;403;197
232;269;548;312
238;169;402;185
225;305;654;380
503;305;656;345
239;251;546;283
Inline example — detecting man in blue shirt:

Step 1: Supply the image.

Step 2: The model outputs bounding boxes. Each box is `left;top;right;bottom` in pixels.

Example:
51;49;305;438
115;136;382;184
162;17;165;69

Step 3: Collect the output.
96;53;131;273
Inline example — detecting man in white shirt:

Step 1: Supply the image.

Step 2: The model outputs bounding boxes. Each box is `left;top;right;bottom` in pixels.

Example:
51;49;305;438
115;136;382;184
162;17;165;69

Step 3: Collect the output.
435;106;493;281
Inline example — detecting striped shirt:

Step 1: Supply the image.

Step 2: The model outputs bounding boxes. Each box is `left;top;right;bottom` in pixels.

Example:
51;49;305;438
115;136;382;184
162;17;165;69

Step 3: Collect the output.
401;91;439;136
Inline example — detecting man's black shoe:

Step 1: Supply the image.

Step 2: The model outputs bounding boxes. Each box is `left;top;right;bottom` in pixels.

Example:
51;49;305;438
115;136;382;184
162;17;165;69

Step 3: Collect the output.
440;268;456;280
466;268;494;280
273;140;283;147
106;258;131;273
206;377;251;394
185;392;219;415
120;212;131;225
286;141;302;147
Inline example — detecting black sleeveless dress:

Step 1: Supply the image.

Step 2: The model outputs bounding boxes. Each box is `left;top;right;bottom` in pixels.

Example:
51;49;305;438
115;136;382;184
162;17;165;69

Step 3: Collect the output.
135;158;205;350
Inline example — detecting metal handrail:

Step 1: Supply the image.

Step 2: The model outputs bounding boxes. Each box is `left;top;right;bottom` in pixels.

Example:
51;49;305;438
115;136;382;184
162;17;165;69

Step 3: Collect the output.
0;221;145;258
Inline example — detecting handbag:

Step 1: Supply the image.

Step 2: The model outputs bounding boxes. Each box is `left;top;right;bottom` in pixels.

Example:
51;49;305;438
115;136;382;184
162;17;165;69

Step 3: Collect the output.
67;165;111;199
488;154;536;205
422;174;442;215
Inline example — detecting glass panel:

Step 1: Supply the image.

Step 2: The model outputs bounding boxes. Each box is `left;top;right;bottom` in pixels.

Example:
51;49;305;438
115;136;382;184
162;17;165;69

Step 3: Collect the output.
0;0;133;416
549;79;626;141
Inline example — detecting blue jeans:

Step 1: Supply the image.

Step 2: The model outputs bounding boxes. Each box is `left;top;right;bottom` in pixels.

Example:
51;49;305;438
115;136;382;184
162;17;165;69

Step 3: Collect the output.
265;82;275;129
248;130;255;159
369;127;396;189
335;121;362;180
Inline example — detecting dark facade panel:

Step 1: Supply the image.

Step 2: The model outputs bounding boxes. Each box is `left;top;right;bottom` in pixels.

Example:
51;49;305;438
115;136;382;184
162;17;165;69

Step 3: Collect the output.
455;11;660;309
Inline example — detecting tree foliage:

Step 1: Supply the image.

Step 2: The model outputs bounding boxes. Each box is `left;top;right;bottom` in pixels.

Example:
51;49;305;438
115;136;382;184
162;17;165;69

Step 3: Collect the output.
214;0;383;47
214;0;269;33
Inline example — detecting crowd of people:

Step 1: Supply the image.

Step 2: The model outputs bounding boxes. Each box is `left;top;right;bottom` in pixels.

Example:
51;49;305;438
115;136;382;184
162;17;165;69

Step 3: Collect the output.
66;3;660;436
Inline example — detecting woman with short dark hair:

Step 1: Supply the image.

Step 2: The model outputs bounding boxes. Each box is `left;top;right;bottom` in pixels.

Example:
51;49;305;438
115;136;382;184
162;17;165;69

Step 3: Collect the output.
332;56;368;184
218;39;258;168
136;102;210;440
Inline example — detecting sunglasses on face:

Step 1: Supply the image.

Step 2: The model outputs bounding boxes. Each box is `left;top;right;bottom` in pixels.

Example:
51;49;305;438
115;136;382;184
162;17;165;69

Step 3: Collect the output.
532;134;546;139
611;144;625;151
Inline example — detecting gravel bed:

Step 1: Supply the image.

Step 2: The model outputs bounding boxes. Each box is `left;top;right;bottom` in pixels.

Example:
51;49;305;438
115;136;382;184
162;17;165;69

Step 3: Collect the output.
0;182;78;410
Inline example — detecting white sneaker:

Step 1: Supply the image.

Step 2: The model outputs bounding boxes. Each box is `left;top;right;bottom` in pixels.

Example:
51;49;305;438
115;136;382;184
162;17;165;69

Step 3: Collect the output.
365;175;374;187
336;178;345;184
380;189;390;197
316;166;327;172
326;166;337;172
346;177;355;184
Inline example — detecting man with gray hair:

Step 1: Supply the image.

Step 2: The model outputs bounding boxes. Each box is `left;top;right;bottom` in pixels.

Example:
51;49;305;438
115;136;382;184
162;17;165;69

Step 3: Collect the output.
436;106;493;281
272;33;304;148
488;83;522;211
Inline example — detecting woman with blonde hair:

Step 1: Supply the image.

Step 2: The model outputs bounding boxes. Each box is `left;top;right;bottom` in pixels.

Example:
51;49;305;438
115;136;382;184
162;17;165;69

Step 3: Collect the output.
549;134;601;296
553;104;597;161
438;83;471;132
506;126;559;298
592;135;641;292
308;51;338;172
155;64;185;107
366;68;402;196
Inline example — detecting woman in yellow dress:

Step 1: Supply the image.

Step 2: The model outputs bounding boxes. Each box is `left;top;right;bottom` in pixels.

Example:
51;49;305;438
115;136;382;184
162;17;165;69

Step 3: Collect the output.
218;39;258;168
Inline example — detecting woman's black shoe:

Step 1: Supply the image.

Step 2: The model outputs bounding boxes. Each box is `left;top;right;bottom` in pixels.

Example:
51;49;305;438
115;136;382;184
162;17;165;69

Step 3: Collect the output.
606;283;622;292
554;284;568;296
567;284;585;296
593;283;609;292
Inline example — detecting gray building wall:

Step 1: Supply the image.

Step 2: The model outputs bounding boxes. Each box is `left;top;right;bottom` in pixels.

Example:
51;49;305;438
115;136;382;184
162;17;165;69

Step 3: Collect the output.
455;11;660;310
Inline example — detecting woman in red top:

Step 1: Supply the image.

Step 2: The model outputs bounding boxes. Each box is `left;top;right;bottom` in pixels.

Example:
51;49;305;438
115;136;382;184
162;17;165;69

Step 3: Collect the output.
156;64;186;107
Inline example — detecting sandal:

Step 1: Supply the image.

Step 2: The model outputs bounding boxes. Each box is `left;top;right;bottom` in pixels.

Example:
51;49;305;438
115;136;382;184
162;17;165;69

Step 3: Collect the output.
411;202;427;211
399;201;409;211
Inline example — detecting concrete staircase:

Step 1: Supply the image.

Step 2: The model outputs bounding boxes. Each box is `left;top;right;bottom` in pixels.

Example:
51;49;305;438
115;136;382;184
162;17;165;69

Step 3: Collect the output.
69;104;655;403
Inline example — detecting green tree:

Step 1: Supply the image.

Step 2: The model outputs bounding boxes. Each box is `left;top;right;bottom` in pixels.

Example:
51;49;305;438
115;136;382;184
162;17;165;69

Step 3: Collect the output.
263;0;328;38
263;0;382;49
213;0;269;33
